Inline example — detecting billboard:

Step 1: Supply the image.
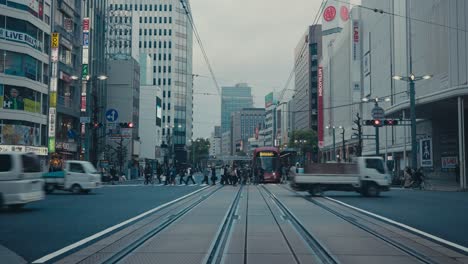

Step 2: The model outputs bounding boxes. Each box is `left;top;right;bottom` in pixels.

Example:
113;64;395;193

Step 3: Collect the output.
0;123;40;146
3;85;41;113
318;66;324;148
156;97;162;127
352;20;360;61
420;138;433;167
265;92;273;108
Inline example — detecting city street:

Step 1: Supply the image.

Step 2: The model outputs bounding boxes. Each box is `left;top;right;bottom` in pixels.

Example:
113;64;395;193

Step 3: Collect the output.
1;184;467;264
0;183;203;263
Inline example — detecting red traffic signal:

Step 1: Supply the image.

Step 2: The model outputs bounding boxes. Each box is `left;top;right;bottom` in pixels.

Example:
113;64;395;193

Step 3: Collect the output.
384;119;398;126
364;119;383;127
119;122;135;128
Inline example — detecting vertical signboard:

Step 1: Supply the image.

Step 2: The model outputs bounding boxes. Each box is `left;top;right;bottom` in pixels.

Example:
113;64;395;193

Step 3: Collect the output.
318;66;324;148
420;138;433;167
265;92;273;108
352;20;360;61
49;32;59;153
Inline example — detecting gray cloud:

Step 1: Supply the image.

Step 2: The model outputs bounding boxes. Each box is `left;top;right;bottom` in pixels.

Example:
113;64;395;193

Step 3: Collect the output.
191;0;323;138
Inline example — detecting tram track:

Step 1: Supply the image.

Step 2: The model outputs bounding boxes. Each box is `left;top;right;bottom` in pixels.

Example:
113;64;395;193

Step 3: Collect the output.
204;186;244;264
260;185;339;264
65;186;222;264
277;184;445;264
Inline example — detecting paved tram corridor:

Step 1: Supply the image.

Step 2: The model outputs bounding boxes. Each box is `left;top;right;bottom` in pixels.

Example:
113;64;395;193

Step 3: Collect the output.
40;185;467;264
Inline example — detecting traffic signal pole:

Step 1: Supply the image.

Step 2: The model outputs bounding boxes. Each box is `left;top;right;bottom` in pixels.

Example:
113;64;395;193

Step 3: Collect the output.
375;126;380;156
409;80;418;169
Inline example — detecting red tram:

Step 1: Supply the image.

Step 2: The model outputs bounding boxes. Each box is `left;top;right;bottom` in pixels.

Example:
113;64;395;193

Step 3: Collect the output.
252;147;281;183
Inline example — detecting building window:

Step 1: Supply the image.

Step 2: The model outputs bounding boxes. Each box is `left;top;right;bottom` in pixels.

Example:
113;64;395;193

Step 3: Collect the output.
135;4;137;10
159;41;162;48
158;66;161;73
139;17;142;23
144;29;147;35
169;29;172;35
167;116;170;123
159;4;162;11
163;41;167;48
149;5;152;11
164;4;167;11
168;79;171;85
168;91;171;98
164;29;167;35
144;4;147;11
163;66;166;73
163;116;165;122
159;17;162;23
163;91;166;97
144;41;147;48
139;4;142;10
168;103;171;110
149;29;152;36
169;17;172;23
163;103;166;110
169;4;172;11
164;17;167;23
158;79;161;85
159;29;162;35
149;41;152;48
163;79;166;85
168;54;171;60
154;4;157;11
168;66;171;73
154;54;157;60
169;41;172;48
164;54;167;60
154;41;157;47
153;78;156;85
139;41;142;48
159;54;162;60
154;29;157;35
149;17;152;23
144;17;147;23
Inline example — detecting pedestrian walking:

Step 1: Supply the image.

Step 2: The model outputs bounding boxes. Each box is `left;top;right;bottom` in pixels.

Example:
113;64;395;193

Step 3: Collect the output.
179;166;186;185
156;164;163;184
220;166;226;185
144;163;153;185
211;166;217;185
185;166;196;185
201;166;210;185
403;167;413;188
170;165;177;185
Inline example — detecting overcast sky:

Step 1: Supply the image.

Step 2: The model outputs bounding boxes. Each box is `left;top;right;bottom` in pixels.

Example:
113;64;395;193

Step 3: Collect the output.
191;0;323;138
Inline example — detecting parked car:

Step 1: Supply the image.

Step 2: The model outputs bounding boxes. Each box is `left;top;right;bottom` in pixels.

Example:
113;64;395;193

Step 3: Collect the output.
0;152;45;209
43;160;102;194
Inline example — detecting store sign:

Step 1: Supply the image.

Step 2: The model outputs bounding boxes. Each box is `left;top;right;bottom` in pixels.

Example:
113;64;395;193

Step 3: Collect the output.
51;48;59;62
0;145;48;156
48;107;56;137
82;48;89;64
420;138;433;167
441;156;457;169
83;32;89;47
56;142;77;152
265;92;273;108
48;137;55;153
64;18;73;32
0;29;42;49
318;66;324;148
59;71;71;82
80;94;86;112
50;77;57;92
353;20;360;61
83;18;90;32
51;32;59;48
81;64;89;79
341;6;349;21
323;6;336;22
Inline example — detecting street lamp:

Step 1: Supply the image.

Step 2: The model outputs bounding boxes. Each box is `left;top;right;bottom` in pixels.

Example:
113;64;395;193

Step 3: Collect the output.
326;125;336;161
339;126;345;162
393;73;432;169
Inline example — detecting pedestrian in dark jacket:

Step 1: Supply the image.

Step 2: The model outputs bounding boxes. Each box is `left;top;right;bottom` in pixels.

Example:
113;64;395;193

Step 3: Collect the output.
185;166;196;185
211;166;217;185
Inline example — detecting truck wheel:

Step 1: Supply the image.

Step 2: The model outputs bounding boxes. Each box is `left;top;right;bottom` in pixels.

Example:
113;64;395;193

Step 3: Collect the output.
45;184;55;194
71;184;82;194
364;183;380;197
0;193;4;208
308;185;323;196
8;204;24;210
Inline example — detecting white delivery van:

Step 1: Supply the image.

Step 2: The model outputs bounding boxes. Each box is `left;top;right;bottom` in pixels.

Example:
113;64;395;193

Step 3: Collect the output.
0;152;45;209
43;160;102;194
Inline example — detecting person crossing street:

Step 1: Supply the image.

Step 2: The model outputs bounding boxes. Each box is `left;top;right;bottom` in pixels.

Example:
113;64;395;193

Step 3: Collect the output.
185;166;196;185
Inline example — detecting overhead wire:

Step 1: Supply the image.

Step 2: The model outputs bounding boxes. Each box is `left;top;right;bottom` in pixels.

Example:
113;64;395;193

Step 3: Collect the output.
179;0;221;94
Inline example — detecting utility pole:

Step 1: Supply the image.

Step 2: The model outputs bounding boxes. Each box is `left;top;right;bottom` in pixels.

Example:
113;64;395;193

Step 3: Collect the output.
353;113;363;156
340;127;346;161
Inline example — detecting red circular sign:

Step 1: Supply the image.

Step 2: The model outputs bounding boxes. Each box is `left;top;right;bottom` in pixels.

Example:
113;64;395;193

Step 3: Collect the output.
341;6;349;21
323;6;337;22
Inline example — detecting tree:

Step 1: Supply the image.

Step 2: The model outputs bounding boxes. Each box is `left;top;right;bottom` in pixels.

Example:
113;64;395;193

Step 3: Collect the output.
189;138;210;166
352;113;363;156
289;129;318;151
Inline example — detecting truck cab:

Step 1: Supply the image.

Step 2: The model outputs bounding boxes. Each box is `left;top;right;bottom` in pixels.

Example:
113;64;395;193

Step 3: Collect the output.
44;161;102;194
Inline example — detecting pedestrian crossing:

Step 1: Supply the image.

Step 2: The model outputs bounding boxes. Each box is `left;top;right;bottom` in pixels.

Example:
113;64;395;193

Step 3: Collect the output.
103;183;204;187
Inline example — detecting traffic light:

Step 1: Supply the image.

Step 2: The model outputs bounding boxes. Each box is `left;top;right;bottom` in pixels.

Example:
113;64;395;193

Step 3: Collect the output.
384;119;398;126
89;122;103;129
119;122;135;128
364;119;383;127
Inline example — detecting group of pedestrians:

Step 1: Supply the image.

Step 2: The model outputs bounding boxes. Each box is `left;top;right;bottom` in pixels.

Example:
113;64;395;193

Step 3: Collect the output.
402;167;425;189
143;162;198;186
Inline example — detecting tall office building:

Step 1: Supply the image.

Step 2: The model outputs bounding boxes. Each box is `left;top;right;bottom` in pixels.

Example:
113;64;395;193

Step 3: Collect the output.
231;108;265;154
221;83;253;133
0;0;51;161
107;0;193;163
293;25;322;131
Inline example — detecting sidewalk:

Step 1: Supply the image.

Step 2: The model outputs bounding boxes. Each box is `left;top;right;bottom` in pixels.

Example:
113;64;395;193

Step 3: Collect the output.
427;179;462;192
0;244;26;264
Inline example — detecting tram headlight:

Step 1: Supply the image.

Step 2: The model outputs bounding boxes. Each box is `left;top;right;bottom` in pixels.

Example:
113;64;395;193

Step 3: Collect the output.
273;172;276;176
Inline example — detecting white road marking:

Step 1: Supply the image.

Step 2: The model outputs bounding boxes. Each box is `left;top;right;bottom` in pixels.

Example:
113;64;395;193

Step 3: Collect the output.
32;186;210;263
324;196;468;253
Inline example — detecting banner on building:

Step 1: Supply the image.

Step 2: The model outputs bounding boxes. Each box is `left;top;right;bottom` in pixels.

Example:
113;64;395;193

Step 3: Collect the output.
48;107;56;137
0;145;47;156
83;18;90;32
82;48;89;64
0;29;42;49
265;92;273;108
441;156;457;169
352;20;360;61
318;66;324;148
420;138;433;167
51;32;59;48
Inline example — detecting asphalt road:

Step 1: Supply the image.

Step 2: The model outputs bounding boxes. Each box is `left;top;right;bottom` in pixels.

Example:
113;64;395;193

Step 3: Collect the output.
0;184;203;262
325;188;468;248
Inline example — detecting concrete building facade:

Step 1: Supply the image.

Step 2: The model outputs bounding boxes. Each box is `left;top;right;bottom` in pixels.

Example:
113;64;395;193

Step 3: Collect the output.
0;0;52;160
293;25;322;132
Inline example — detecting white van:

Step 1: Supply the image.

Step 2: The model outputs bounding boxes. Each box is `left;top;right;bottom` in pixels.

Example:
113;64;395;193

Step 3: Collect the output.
0;152;45;209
